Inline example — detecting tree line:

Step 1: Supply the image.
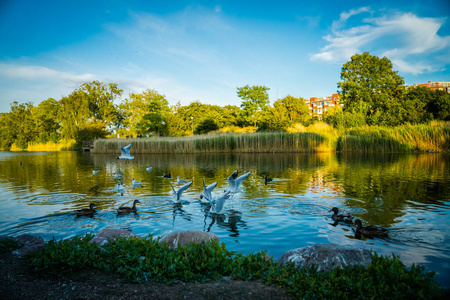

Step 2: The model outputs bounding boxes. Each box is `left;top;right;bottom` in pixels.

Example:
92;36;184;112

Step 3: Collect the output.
1;52;449;150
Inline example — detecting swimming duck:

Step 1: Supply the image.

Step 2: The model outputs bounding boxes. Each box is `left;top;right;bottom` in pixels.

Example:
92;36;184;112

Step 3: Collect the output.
75;203;96;216
264;176;273;185
354;219;388;237
117;199;140;214
330;207;354;223
163;173;172;179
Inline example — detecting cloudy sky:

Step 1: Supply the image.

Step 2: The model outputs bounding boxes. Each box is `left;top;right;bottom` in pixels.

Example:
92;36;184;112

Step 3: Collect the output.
0;0;449;113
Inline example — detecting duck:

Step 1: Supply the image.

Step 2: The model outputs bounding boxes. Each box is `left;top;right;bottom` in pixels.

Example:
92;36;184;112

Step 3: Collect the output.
354;219;388;237
117;142;134;160
117;199;140;214
75;203;96;216
225;170;251;193
203;190;232;214
264;176;273;185
170;181;192;204
92;170;100;175
330;207;354;223
200;177;218;204
163;173;172;179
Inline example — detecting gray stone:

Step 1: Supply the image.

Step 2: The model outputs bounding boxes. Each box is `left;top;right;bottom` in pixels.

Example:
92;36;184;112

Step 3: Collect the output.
89;229;142;246
275;244;372;271
158;230;219;249
12;234;45;256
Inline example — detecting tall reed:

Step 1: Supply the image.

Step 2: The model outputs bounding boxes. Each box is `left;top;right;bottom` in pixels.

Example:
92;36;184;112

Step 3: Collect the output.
10;140;76;151
92;132;337;154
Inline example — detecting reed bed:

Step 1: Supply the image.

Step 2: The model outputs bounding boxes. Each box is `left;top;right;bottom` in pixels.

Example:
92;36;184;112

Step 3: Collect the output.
92;132;336;154
339;125;450;152
10;140;76;151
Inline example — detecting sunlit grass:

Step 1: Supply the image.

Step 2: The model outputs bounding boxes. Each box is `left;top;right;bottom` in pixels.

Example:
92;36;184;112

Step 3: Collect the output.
10;140;76;151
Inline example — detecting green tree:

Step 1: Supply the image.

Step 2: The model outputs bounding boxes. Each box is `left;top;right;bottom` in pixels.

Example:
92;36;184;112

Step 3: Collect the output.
9;101;36;149
338;52;405;124
237;85;270;126
426;89;450;121
33;98;61;143
120;89;169;136
274;95;311;124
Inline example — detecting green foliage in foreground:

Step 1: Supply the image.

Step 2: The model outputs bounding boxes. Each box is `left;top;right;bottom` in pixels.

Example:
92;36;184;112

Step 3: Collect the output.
28;235;443;299
0;237;22;252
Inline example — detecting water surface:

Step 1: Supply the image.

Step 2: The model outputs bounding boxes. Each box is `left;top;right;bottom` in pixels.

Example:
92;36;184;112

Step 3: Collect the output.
0;151;449;287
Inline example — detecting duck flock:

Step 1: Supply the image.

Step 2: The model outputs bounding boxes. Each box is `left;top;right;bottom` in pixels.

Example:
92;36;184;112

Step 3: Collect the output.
79;142;389;239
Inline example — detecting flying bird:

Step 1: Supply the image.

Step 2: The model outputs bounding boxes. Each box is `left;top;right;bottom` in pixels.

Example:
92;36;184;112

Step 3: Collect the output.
169;181;192;204
92;170;100;175
200;177;218;204
225;170;251;193
203;190;232;214
118;142;134;160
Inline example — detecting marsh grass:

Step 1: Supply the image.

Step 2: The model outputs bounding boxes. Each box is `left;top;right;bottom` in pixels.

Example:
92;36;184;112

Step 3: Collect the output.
28;235;443;299
10;140;76;151
93;131;337;154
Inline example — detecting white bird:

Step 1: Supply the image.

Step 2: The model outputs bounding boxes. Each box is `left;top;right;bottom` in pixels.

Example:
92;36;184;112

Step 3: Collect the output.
200;177;218;204
146;167;152;172
118;142;134;160
177;176;188;185
225;170;251;193
93;170;100;175
203;190;232;214
132;178;142;188
117;182;124;195
169;181;192;204
114;173;122;180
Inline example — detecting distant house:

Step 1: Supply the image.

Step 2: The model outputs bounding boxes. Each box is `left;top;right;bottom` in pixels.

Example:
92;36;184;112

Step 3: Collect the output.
407;81;450;93
305;93;342;118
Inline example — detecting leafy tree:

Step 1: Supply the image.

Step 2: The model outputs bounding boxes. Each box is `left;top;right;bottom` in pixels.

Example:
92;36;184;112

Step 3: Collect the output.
426;89;450;121
323;106;366;129
237;85;270;126
0;112;15;150
195;119;219;134
33;98;61;143
274;95;311;124
259;105;290;131
120;89;169;136
58;89;91;140
338;52;405;124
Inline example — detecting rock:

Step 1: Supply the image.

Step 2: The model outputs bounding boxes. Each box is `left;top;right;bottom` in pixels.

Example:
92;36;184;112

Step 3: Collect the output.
158;230;219;249
89;229;142;246
12;234;45;256
276;244;372;271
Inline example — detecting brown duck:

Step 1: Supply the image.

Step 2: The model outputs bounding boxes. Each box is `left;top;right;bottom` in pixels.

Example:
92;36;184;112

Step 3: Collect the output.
117;199;140;214
330;207;354;223
354;219;388;237
75;203;96;216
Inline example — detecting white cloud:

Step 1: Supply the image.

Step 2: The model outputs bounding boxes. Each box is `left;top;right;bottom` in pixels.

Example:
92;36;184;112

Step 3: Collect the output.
312;9;450;75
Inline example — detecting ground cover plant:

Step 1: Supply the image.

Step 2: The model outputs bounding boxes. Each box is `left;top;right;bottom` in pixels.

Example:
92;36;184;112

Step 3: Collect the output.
27;234;443;299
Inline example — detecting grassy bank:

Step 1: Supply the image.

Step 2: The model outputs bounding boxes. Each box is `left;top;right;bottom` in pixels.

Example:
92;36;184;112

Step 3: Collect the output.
93;124;449;154
21;235;443;299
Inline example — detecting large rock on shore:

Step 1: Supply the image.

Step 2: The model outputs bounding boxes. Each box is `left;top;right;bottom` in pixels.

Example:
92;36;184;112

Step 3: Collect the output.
158;230;218;249
9;234;45;256
89;228;142;246
276;244;372;271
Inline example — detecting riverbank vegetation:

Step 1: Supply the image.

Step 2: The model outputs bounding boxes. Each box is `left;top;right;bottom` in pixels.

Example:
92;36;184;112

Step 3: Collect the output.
19;234;443;299
1;52;449;151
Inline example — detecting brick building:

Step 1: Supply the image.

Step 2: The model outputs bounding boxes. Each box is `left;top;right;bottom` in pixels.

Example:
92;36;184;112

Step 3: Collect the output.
408;81;450;93
306;93;341;118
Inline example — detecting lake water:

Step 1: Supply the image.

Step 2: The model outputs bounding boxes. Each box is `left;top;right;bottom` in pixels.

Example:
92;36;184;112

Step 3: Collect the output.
0;151;449;287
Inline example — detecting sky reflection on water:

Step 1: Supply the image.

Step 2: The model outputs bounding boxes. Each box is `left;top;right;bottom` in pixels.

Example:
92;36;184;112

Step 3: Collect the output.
0;151;449;287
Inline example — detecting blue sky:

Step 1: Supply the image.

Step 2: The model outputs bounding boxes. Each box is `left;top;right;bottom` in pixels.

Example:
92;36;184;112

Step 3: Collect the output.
0;0;449;113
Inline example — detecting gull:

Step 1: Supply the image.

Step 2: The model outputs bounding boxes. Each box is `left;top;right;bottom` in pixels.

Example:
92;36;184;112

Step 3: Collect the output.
146;167;152;172
117;142;134;160
169;181;192;204
225;170;251;193
114;173;123;180
92;170;100;175
200;177;218;204
132;178;143;188
177;176;188;185
117;182;124;195
203;190;232;214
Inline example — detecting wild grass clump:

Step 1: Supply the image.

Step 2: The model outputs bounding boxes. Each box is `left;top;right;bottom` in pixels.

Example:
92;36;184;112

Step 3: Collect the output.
340;125;450;152
28;235;443;299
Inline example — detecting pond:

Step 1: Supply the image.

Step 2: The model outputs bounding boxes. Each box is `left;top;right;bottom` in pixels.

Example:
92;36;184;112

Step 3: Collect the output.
0;151;449;288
